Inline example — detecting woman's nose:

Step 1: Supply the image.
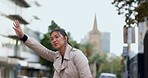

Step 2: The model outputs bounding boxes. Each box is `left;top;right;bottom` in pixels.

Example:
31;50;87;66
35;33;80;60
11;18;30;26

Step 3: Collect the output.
52;38;57;42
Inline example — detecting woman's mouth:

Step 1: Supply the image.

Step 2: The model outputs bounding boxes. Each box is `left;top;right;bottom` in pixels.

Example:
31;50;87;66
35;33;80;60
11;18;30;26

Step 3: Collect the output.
53;43;58;47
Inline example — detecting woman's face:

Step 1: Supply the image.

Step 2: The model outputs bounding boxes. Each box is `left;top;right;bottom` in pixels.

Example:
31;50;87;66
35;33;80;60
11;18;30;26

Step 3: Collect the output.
50;31;66;49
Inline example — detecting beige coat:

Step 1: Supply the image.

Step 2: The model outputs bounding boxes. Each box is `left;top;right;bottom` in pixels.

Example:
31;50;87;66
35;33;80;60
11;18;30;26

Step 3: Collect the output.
25;38;92;78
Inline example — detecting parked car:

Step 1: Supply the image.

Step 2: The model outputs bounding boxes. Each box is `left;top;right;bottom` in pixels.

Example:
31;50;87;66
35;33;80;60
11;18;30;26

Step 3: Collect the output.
99;73;117;78
17;75;28;78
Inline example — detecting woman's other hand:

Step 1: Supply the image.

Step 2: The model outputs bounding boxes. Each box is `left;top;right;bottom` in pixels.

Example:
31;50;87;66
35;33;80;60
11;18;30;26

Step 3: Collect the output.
13;20;24;38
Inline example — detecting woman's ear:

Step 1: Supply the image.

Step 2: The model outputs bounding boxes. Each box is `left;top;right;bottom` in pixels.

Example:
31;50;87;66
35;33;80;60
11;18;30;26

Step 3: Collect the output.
64;36;68;41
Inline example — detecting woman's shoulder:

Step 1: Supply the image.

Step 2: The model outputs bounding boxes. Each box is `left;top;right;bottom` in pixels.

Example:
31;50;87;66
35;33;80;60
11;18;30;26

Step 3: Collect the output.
70;48;88;65
70;48;87;59
71;48;82;54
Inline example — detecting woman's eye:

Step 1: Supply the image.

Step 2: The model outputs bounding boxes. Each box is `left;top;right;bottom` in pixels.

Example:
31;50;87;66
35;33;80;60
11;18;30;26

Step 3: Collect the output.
50;35;60;41
55;36;59;38
50;38;53;41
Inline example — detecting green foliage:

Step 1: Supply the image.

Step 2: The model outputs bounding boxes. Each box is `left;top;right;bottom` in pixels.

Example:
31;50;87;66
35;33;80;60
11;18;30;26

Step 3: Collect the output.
112;58;122;78
135;2;148;22
79;42;122;78
96;56;122;78
67;31;81;49
89;52;106;64
112;0;139;27
48;20;60;32
80;42;93;57
112;0;148;27
69;40;80;49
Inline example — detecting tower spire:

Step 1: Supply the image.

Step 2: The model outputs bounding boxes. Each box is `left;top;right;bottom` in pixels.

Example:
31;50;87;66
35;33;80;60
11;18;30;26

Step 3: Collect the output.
89;14;101;35
91;14;100;33
93;14;98;31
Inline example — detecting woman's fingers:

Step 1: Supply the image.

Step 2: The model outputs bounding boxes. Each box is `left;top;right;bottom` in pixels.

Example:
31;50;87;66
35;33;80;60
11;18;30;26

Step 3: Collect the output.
13;20;20;28
13;23;16;28
13;20;24;38
16;20;20;27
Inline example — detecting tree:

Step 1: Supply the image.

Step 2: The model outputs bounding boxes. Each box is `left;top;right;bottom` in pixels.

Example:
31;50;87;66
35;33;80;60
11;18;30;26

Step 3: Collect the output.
80;42;93;57
48;20;60;32
89;52;107;77
67;32;81;49
97;56;122;78
112;0;148;27
135;2;148;22
111;57;122;78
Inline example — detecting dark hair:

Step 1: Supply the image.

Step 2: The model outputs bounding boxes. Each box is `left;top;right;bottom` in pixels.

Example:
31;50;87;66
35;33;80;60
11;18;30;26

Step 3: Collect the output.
50;28;67;37
50;28;71;45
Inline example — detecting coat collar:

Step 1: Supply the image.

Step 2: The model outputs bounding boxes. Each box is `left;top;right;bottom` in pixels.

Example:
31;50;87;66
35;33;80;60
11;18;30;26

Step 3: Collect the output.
55;44;73;60
54;44;74;73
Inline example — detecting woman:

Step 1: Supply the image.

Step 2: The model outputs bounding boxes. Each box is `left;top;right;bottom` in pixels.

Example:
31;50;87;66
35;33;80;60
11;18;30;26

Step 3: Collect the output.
13;20;92;78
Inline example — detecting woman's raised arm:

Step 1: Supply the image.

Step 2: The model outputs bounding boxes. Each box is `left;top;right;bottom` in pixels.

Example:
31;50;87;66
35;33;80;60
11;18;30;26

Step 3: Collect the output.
12;20;56;62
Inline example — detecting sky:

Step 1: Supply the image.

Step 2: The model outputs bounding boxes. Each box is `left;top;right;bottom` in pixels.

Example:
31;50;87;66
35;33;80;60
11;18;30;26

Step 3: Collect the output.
25;0;138;56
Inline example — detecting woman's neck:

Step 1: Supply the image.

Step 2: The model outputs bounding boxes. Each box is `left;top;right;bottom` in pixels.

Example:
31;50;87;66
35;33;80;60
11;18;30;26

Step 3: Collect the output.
59;44;67;56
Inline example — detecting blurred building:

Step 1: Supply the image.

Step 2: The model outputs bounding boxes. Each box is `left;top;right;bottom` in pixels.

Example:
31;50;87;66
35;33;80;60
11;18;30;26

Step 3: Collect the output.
102;32;110;53
81;15;110;78
88;15;102;53
0;0;47;78
81;15;110;54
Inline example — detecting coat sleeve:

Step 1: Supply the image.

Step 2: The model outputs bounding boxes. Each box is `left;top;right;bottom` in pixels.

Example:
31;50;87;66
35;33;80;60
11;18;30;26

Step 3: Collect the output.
24;37;56;62
73;50;93;78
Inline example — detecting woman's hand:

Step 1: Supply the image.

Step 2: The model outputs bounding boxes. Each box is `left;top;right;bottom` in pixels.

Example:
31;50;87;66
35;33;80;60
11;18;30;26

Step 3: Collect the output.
13;20;24;38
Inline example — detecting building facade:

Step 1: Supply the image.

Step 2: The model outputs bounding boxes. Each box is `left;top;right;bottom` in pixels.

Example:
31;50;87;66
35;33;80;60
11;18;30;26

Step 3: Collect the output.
102;32;110;53
81;15;110;54
0;0;47;78
88;15;102;53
